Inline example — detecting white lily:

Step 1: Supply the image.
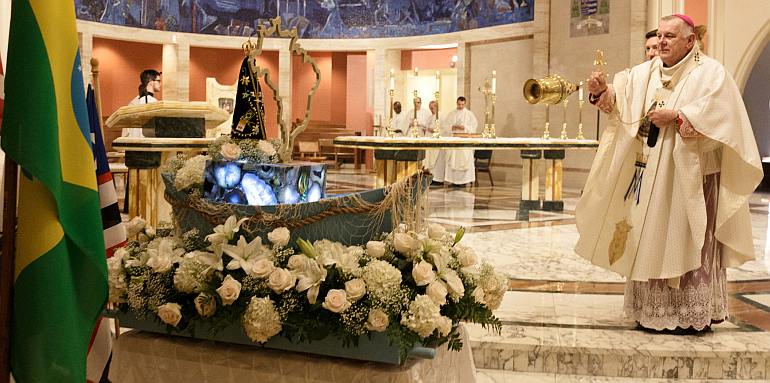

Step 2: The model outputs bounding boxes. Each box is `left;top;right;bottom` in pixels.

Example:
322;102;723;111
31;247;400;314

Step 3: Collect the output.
222;236;271;272
206;216;248;245
192;249;224;273
295;258;327;304
146;239;185;273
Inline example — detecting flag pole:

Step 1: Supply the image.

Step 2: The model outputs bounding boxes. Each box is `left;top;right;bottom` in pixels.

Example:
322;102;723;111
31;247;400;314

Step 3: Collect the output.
0;157;19;383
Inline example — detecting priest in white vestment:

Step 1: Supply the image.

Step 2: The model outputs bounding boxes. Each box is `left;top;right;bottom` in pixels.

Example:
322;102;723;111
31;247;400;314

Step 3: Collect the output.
391;101;409;137
402;97;433;137
575;15;762;332
424;100;446;171
434;97;478;186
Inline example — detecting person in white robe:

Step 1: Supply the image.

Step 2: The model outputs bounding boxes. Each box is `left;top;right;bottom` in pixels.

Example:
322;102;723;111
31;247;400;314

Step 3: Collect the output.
575;14;762;332
124;69;162;138
402;97;433;137
390;101;409;137
433;97;478;186
423;100;446;171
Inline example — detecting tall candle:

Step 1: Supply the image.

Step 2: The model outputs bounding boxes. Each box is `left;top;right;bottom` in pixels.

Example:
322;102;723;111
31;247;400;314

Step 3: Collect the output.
435;71;440;92
492;71;496;94
579;82;583;101
414;68;418;92
390;69;394;90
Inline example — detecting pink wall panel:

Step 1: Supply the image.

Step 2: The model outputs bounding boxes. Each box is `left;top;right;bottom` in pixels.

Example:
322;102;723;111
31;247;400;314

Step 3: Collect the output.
93;38;162;116
401;48;457;71
346;53;368;133
331;52;348;125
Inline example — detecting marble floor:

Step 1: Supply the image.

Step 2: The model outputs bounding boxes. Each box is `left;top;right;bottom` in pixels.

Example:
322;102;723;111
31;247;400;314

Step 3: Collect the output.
324;165;770;382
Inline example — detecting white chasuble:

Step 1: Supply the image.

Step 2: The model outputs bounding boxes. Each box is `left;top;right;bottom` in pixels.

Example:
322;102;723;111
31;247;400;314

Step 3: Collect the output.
574;45;763;281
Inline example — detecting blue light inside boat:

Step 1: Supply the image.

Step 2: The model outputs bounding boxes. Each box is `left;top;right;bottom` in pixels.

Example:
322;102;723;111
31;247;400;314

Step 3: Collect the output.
214;162;242;189
307;182;322;202
282;186;300;204
241;173;278;206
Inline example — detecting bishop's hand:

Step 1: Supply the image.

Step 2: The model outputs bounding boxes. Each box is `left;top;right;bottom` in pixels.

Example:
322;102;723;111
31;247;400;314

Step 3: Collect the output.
647;109;679;127
587;72;607;96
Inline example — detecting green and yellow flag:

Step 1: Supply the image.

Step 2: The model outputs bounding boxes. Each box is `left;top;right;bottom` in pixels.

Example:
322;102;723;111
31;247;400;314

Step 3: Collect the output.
1;1;108;382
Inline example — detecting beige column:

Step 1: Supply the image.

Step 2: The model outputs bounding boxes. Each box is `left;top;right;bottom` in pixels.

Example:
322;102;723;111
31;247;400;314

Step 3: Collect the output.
456;42;471;108
374;48;388;129
647;0;685;31
279;47;292;127
79;31;93;89
162;42;190;102
531;0;550;136
630;0;648;64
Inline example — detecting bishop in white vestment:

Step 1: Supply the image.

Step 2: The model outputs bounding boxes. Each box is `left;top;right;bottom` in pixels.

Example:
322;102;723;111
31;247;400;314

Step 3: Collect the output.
575;15;762;331
434;97;478;185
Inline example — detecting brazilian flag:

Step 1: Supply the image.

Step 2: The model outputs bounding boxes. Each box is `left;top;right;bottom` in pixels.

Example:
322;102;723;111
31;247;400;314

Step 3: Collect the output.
1;1;108;382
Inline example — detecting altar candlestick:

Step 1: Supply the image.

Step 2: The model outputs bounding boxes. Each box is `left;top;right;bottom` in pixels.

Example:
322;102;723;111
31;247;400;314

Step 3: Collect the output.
492;71;496;94
579;82;583;101
435;71;440;92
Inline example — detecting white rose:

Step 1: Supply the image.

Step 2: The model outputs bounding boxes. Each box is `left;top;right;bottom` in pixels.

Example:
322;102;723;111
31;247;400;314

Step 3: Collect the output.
287;254;309;271
268;227;291;247
144;226;156;239
393;233;420;254
458;247;479;268
146;255;173;273
427;224;447;240
216;275;242;305
251;259;275;278
365;309;389;332
194;293;217;317
412;261;436;286
444;273;465;296
157;303;182;326
268;268;296;293
125;217;146;237
473;286;486;304
220;142;242;161
345;279;366;301
437;316;453;337
259;140;277;156
106;255;124;273
321;289;351;313
366;241;386;258
484;275;499;292
426;280;448;306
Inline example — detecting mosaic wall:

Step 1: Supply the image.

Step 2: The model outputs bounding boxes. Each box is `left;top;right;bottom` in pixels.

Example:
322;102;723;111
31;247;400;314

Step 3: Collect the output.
74;0;534;39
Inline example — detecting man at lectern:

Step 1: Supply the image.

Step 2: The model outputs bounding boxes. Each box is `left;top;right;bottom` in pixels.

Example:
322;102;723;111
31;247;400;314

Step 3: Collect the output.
575;14;762;333
124;69;162;138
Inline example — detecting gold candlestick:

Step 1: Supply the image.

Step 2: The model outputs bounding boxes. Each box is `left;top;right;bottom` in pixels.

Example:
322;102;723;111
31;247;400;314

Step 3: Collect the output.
387;88;395;138
433;91;441;138
490;93;497;139
411;90;420;138
577;99;585;140
478;77;493;139
543;104;551;140
560;99;569;139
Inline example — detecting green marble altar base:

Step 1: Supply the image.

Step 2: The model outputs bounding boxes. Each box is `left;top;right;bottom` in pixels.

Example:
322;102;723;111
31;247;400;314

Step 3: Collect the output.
143;116;205;138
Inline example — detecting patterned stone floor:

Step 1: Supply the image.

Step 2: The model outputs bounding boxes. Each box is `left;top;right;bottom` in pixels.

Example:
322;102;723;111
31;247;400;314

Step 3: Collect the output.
326;165;770;382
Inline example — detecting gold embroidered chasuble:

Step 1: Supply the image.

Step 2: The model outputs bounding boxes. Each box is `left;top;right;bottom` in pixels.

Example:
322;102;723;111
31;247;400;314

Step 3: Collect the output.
574;45;763;281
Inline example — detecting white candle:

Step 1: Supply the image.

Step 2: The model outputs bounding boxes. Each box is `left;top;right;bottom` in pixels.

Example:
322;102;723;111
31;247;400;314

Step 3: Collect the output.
414;68;418;92
492;71;496;94
579;82;583;101
390;69;394;90
435;71;440;92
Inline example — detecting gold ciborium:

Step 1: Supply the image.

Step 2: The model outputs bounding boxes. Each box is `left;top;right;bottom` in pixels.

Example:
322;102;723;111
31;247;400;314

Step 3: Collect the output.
523;74;581;106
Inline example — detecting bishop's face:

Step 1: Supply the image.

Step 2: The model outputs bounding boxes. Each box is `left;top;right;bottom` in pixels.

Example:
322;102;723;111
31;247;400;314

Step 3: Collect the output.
657;19;695;67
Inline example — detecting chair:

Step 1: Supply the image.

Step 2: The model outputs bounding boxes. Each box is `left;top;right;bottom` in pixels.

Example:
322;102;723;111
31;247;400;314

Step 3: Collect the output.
318;138;356;170
474;150;493;187
297;141;327;163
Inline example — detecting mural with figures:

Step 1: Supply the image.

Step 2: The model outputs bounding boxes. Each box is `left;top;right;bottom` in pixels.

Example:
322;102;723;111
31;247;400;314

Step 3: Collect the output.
74;0;534;39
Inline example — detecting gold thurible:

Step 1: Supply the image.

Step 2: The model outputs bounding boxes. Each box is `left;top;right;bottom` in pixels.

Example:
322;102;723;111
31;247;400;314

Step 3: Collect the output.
543;104;551;140
387;88;395;138
433;90;441;138
577;99;585;139
560;99;569;139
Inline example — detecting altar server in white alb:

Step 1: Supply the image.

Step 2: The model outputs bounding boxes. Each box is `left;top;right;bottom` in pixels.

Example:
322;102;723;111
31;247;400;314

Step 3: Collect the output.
402;97;433;137
575;14;762;332
423;100;446;171
391;101;409;136
434;97;478;186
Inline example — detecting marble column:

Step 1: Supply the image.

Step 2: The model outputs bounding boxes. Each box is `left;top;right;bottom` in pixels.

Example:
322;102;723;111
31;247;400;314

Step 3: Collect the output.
279;47;292;127
456;42;471;108
531;0;550;136
162;42;190;102
79;31;93;90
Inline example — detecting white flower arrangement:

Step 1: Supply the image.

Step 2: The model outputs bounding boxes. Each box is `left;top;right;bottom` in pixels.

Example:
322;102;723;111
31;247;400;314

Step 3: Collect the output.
108;217;505;364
